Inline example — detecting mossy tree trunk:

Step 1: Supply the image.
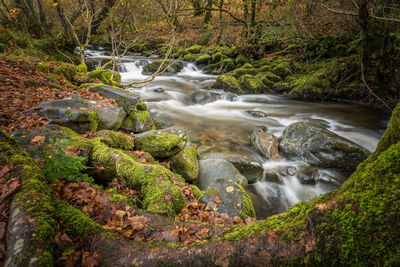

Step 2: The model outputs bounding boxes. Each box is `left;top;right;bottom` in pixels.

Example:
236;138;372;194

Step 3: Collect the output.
2;102;400;265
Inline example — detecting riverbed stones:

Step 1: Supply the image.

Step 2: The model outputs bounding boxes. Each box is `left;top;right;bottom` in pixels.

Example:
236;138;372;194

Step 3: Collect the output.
199;179;255;219
134;127;188;158
264;170;284;184
196;159;248;190
279;122;370;171
246;110;269;118
202;153;263;184
250;128;282;160
88;84;140;114
142;61;183;76
169;145;200;182
37;94;125;133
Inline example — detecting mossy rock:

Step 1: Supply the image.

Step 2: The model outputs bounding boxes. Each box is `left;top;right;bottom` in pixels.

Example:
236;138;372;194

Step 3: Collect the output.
235;55;251;66
54;63;77;82
94;130;134;150
75;63;88;74
252;59;271;68
271;81;292;93
183;53;196;62
142;61;183;76
238;74;265;93
87;68;121;84
121;110;154;133
271;61;292;78
229;66;258;79
211;75;242;93
195;54;212;66
256;73;274;88
169;145;200;182
212;52;227;63
287;70;331;99
186;45;202;54
220;58;236;72
134;129;187;158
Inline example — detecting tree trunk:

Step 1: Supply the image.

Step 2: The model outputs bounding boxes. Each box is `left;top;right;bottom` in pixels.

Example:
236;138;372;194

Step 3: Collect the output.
35;0;48;31
203;0;212;26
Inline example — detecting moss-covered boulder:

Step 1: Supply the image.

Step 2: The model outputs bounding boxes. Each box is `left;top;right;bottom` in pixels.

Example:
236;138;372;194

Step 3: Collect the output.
195;54;212;66
212;52;227;63
183;53;196;62
220;58;236;72
169;145;200;182
287;71;331;99
134;128;188;158
235;55;251;66
238;74;265;93
271;61;292;78
256;73;274;88
280;122;370;171
91;143;186;214
211;75;242;93
229;66;258;78
121;110;154;133
186;45;202;54
94;130;134;150
271;81;292;93
87;68;121;84
199;179;255;219
142;61;184;76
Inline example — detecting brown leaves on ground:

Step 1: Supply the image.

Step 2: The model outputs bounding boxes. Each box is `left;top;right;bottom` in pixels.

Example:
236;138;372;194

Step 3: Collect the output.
0;162;20;264
0;58;116;134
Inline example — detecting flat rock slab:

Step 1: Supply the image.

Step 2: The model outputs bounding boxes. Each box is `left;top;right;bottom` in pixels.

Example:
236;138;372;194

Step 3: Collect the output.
88;84;140;113
37;94;125;133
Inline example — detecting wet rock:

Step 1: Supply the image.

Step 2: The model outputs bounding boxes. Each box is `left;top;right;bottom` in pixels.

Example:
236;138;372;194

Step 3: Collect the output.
37;94;125;133
239;74;265;93
279;122;370;171
246;110;268;118
88;84;140;113
134;127;188;158
211;75;242;93
250;128;282;160
199;179;255;219
264;170;284;184
202;153;263;184
191;91;219;104
297;166;319;185
197;145;212;155
196;159;248;190
169;145;200;182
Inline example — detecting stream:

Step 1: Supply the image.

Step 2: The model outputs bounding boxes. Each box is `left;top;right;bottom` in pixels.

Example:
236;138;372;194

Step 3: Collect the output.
85;48;389;218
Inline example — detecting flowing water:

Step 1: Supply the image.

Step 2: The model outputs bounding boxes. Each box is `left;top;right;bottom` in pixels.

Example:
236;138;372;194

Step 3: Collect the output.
85;48;389;218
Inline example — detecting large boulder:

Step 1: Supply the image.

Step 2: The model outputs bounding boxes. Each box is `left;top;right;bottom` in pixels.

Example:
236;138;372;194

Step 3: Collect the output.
199;179;255;219
238;74;265;93
211;75;242;93
169;145;200;182
196;159;248;190
37;94;125;133
121;110;154;133
202;153;263;184
88;84;140;114
250;128;282;160
142;61;183;76
134;127;188;158
279;122;370;171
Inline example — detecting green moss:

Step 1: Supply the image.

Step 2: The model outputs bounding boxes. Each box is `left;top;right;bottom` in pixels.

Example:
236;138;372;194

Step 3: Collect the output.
122;110;154;132
170;146;199;182
237;184;255;219
75;63;87;74
87;68;121;84
188;184;203;200
229;66;257;78
135;132;186;158
37;63;51;73
186;45;202;54
238;74;265;93
88;110;102;132
287;70;331;99
212;75;242;93
212;52;227;63
375;102;400;154
235;55;251;66
0;42;6;53
220;58;236;72
37;251;53;267
195;54;212;66
271;61;292;78
183;53;196;62
142;61;183;76
136;100;147;111
54;63;77;82
95;130;134;150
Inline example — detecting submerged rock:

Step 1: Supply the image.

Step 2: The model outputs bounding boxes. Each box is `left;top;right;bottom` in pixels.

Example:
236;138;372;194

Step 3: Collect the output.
196;159;248;190
142;61;183;76
37;94;125;133
202;153;263;184
250;128;282;160
199;179;255;219
280;122;370;171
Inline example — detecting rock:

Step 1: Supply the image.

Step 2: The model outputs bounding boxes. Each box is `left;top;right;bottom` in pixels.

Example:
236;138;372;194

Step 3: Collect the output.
170;145;200;182
121;110;154;133
142;61;183;76
246;110;268;118
197;145;212;155
87;68;121;84
199;179;255;219
88;84;140;114
264;171;284;184
271;81;291;93
212;52;227;63
134;127;188;158
202;153;263;184
211;75;242;93
196;159;248;190
37;94;125;133
256;73;274;88
238;74;265;93
229;66;258;78
186;45;202;54
220;58;236;72
94;130;135;150
195;54;212;66
250;128;282;160
183;53;196;62
235;55;251;66
191;91;219;104
272;61;292;78
297;166;319;185
279;122;371;171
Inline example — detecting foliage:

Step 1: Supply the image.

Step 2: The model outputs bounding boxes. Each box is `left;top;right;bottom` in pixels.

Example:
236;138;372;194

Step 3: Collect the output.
35;138;91;183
